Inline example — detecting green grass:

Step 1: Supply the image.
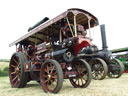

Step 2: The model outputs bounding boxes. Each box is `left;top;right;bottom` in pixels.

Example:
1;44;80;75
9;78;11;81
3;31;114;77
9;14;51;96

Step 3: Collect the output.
0;62;9;70
1;61;128;96
1;74;128;96
0;59;10;62
0;62;9;76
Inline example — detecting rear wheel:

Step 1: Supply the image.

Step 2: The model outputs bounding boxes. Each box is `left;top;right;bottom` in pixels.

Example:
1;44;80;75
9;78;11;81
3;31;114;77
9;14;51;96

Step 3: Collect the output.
40;59;63;93
69;59;92;88
107;58;124;78
9;52;28;88
89;58;108;80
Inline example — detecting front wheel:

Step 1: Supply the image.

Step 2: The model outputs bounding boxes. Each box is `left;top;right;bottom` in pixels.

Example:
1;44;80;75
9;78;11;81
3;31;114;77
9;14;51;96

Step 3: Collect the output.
107;58;124;78
40;59;63;93
9;52;28;88
89;58;108;80
69;59;92;88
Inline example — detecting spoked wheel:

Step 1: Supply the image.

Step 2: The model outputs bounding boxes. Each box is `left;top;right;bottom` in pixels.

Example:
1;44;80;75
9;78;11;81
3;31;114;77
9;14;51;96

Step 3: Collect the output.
40;59;63;93
9;52;28;88
107;58;124;78
69;59;92;88
89;58;108;80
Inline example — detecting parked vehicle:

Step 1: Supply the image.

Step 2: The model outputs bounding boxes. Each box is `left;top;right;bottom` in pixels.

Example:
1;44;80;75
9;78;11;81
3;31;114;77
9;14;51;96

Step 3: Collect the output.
9;8;124;93
112;47;128;72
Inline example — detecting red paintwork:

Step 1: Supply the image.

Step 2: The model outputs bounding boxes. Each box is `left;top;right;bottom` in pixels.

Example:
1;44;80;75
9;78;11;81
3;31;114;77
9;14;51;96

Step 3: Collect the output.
40;63;52;92
73;35;91;55
123;70;128;73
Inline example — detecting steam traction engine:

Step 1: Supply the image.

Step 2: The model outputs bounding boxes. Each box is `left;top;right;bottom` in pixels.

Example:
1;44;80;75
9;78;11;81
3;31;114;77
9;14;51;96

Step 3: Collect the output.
9;8;124;93
77;24;124;79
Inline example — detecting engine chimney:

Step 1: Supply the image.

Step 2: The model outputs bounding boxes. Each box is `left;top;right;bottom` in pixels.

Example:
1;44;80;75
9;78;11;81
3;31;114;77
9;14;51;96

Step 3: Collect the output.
100;24;108;50
28;17;49;32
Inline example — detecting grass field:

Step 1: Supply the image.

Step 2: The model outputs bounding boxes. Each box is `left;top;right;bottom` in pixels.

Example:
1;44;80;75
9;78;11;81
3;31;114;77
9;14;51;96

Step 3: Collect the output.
0;62;128;96
0;62;9;71
0;62;9;76
1;74;128;96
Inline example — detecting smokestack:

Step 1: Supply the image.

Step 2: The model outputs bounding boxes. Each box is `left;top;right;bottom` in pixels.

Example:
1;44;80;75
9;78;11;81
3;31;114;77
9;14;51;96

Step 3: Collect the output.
28;17;49;32
100;24;108;50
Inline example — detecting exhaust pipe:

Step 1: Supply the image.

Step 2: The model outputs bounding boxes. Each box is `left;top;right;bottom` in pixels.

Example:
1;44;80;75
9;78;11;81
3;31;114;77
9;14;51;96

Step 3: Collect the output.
28;17;49;32
100;24;108;50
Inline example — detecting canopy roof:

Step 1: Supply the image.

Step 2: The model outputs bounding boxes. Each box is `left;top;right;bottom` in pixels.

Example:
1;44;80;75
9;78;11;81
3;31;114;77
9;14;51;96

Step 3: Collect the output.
9;8;99;47
111;47;128;53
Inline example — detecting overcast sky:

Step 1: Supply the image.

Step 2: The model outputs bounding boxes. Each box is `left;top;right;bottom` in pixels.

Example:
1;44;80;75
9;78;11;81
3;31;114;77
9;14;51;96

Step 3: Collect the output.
0;0;128;59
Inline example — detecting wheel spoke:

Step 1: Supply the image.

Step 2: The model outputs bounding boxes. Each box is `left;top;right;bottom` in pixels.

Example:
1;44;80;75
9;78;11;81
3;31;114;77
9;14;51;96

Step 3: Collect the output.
43;75;48;78
12;75;18;82
50;80;55;89
52;71;57;76
45;79;49;83
99;71;104;76
51;75;57;79
11;64;17;68
11;72;16;75
78;79;80;85
50;66;55;74
14;79;19;86
47;80;50;85
17;64;21;69
74;78;78;83
92;71;95;74
82;77;87;82
47;66;50;74
81;68;86;73
13;58;18;65
81;78;83;85
44;69;49;73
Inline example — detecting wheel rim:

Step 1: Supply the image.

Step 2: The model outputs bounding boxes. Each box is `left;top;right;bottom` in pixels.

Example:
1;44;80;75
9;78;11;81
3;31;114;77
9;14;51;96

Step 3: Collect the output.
40;62;58;92
70;59;91;87
89;58;108;80
9;54;21;87
108;59;124;78
92;63;104;80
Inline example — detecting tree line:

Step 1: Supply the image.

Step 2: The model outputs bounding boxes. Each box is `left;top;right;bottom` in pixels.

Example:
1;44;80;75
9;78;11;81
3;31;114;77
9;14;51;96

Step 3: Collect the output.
0;59;10;62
